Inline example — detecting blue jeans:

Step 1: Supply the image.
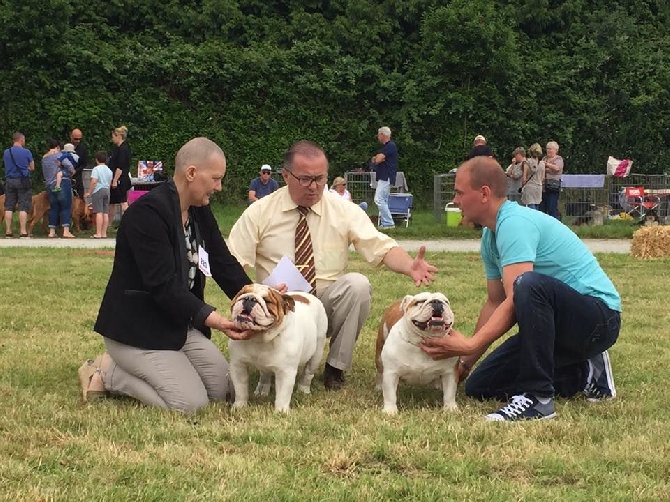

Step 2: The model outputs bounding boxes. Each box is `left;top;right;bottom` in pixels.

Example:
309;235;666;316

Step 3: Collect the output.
543;189;561;219
374;179;393;227
465;272;620;400
527;203;541;211
47;178;72;228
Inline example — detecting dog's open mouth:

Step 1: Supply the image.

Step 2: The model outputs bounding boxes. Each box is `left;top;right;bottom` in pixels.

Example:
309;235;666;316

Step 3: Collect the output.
412;318;451;331
236;314;258;325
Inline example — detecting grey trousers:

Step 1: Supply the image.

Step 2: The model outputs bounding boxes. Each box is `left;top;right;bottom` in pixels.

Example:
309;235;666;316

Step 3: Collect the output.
318;272;372;372
103;329;229;413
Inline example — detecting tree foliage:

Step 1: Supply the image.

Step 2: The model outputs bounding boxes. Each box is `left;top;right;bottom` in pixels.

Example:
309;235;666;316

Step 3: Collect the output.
1;0;669;201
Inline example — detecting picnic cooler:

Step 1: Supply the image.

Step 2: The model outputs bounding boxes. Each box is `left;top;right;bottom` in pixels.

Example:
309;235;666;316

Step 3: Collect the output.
445;202;462;227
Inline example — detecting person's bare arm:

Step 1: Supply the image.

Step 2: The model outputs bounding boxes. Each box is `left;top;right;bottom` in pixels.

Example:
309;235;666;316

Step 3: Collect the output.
85;177;98;198
420;262;534;363
29;160;35;172
111;168;122;188
458;278;507;369
248;190;257;202
382;245;438;286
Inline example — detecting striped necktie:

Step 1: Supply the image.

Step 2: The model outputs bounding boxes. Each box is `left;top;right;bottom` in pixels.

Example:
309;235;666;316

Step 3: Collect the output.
295;206;316;294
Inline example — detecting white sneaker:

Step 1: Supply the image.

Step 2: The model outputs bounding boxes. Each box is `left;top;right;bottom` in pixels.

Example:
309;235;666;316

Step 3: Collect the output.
485;394;556;421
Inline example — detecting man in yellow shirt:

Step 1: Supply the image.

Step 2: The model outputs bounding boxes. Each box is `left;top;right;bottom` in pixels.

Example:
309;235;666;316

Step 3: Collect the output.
228;140;438;390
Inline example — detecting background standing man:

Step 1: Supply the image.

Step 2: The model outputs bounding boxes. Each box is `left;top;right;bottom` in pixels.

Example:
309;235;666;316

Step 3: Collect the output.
70;128;89;200
248;164;279;203
228;140;436;391
3;132;34;238
466;134;494;160
371;126;398;229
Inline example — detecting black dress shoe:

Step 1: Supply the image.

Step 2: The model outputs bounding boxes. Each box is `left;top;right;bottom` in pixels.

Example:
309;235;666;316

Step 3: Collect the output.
324;363;345;390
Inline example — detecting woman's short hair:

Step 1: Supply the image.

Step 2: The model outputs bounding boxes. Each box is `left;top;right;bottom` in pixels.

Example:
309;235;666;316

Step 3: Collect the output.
331;176;346;186
546;140;559;151
114;125;129;141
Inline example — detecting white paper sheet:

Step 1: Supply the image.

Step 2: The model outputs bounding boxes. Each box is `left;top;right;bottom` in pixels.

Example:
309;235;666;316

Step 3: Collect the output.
262;256;312;293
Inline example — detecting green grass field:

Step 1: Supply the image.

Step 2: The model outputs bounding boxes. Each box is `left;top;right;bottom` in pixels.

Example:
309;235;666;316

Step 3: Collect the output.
1;249;668;500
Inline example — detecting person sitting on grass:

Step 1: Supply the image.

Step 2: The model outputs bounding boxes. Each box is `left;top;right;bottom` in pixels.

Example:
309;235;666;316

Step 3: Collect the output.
79;137;259;413
228;140;437;391
83;150;113;239
53;143;79;193
420;156;621;422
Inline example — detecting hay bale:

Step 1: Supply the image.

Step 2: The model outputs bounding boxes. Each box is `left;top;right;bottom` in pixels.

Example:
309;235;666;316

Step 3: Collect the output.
631;226;670;259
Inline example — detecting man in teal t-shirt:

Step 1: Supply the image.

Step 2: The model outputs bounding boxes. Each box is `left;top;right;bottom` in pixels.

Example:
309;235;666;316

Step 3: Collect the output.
421;157;621;422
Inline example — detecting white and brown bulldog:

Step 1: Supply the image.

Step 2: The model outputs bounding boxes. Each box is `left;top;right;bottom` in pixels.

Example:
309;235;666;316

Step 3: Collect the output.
375;292;459;415
228;284;328;413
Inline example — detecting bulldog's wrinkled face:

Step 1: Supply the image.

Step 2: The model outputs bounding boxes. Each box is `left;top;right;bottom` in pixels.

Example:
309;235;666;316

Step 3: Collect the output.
230;284;296;331
400;292;454;337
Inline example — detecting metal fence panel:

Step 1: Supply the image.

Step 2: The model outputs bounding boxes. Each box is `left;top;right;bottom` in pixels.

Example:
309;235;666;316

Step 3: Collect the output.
433;172;670;223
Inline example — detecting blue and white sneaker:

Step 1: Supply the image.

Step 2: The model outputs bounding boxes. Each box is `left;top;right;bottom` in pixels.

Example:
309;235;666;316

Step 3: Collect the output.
485;394;556;422
583;350;616;402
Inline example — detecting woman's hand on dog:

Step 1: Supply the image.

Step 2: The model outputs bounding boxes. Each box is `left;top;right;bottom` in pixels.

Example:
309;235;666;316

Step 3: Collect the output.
420;329;473;360
206;312;254;340
223;324;255;340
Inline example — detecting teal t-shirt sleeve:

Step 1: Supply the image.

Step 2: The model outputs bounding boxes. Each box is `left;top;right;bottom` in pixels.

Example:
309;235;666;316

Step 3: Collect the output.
496;214;542;268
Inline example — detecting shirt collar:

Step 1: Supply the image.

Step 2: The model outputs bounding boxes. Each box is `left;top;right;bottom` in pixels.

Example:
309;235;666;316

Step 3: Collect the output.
277;186;324;217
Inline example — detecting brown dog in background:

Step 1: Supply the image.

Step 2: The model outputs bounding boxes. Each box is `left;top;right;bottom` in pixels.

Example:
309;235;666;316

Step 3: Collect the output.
25;191;93;236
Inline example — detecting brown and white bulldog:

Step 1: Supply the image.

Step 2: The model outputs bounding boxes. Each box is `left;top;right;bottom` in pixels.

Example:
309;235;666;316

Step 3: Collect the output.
375;292;459;415
228;284;328;413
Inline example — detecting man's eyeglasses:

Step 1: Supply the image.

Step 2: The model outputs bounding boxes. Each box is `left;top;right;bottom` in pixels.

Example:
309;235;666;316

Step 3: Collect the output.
285;169;327;188
72;137;82;142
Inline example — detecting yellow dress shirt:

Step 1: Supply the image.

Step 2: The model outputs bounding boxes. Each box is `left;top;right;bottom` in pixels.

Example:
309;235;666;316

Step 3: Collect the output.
228;187;398;293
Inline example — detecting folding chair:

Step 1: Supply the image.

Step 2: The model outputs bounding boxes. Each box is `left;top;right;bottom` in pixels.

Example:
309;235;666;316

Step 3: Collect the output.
380;193;413;228
624;187;660;220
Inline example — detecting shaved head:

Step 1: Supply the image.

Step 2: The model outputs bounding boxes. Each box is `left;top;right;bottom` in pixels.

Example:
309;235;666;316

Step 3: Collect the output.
459;157;508;199
175;137;226;175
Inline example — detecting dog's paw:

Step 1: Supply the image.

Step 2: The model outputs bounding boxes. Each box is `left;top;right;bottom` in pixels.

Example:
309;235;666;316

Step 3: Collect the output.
296;384;311;394
274;405;290;414
442;402;459;412
383;405;398;415
231;401;248;409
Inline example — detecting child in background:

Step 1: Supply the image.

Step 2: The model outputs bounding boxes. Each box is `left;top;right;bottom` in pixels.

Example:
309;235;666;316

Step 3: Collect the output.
54;143;79;193
84;150;113;238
